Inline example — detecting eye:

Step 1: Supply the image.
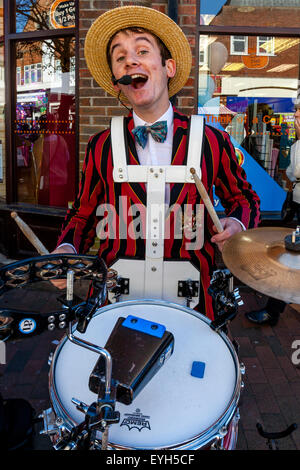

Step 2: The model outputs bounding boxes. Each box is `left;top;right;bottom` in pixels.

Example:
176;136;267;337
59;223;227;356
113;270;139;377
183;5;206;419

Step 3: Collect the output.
138;49;149;55
116;55;125;62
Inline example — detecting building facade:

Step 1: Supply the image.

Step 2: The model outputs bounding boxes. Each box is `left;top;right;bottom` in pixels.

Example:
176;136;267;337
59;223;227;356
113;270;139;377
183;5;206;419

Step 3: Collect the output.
0;0;298;257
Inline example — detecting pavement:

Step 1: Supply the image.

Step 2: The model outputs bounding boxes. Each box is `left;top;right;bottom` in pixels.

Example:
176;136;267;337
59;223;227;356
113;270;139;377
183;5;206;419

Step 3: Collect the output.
1;252;300;451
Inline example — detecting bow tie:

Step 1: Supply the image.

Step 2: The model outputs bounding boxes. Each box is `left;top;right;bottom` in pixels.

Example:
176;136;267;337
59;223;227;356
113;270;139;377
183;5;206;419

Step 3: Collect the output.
132;121;168;149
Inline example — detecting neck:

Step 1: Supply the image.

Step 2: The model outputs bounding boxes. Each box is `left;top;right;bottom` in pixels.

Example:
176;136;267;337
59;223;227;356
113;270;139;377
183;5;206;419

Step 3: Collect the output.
133;100;171;124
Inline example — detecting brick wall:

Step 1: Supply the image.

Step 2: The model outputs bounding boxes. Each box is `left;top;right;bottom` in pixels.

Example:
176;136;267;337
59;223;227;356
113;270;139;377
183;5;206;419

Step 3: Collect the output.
78;0;197;166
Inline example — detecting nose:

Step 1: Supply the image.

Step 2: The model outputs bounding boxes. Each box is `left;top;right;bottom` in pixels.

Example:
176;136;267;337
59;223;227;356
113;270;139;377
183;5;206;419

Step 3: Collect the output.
125;50;140;68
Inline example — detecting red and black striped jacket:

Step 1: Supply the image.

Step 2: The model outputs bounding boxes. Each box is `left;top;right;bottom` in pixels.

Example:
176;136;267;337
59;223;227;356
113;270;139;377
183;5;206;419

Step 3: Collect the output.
57;107;260;319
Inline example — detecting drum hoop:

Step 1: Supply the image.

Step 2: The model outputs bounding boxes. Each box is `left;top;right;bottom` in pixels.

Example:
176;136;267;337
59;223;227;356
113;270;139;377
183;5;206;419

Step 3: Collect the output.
49;299;242;450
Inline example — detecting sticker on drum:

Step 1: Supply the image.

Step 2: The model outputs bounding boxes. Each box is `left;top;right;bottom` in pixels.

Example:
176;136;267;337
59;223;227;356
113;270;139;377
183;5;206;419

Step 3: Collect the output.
49;300;241;450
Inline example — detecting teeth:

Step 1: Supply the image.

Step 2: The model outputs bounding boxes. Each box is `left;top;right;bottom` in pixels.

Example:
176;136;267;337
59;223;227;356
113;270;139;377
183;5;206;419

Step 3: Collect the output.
131;74;147;79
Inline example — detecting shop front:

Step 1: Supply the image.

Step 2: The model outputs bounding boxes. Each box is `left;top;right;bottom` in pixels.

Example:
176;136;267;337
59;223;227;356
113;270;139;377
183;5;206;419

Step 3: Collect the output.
197;0;300;216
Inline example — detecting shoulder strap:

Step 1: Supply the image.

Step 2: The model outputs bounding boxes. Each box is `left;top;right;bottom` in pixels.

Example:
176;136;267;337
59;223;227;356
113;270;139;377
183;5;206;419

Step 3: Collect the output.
185;115;205;182
110;116;128;182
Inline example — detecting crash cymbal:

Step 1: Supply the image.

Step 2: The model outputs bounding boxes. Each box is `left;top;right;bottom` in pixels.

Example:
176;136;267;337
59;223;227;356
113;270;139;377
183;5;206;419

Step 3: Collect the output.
222;227;300;304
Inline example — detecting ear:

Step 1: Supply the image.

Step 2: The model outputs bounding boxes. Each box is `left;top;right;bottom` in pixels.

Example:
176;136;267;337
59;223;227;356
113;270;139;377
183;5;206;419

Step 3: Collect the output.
111;75;121;93
165;58;176;79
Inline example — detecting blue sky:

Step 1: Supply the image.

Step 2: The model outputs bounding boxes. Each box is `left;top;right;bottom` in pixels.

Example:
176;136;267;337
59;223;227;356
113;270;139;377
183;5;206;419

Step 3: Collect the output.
200;0;228;15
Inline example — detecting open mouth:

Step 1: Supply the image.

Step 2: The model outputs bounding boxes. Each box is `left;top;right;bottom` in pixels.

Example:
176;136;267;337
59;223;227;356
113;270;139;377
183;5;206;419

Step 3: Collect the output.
130;74;148;89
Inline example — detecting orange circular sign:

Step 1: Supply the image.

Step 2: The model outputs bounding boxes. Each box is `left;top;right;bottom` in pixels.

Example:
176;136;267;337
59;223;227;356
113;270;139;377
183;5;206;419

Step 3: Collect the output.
50;0;75;29
242;47;269;69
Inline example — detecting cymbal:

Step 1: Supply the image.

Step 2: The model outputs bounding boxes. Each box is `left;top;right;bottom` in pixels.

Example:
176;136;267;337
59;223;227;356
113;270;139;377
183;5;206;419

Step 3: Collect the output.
222;227;300;304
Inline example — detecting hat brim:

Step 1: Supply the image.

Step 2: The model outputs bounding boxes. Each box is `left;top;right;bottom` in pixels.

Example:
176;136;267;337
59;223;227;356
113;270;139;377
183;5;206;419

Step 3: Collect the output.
84;6;192;100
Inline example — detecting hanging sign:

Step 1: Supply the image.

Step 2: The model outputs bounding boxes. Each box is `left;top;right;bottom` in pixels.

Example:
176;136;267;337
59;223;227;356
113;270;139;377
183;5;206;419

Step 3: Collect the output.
50;0;75;29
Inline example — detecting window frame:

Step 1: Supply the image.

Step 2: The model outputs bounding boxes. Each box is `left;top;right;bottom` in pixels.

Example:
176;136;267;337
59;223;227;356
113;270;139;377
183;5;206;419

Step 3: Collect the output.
230;35;248;55
256;36;275;56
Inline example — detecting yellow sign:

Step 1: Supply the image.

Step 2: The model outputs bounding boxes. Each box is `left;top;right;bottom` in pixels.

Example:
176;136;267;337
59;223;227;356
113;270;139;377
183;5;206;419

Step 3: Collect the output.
50;0;75;29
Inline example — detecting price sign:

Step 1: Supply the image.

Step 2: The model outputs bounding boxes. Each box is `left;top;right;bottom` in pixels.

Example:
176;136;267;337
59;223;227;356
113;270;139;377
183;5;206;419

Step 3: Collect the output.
50;0;75;29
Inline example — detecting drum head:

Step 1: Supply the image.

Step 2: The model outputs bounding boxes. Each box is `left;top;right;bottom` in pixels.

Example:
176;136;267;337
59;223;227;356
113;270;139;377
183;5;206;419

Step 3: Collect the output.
50;300;239;449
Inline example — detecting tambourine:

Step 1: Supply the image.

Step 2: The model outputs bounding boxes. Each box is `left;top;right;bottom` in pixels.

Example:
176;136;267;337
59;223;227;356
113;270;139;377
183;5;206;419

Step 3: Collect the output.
0;254;116;342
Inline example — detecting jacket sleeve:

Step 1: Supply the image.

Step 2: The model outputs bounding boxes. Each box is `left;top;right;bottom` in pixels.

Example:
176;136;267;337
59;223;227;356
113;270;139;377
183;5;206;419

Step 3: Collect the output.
214;130;261;229
56;133;106;254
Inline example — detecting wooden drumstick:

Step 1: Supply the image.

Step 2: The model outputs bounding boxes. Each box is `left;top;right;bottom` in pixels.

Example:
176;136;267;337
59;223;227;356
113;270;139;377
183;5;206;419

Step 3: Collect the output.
11;211;49;255
190;168;224;234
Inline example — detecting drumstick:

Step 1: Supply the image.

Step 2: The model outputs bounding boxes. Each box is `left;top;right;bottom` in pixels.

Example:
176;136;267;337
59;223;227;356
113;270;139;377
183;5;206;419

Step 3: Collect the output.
190;168;224;234
11;211;49;255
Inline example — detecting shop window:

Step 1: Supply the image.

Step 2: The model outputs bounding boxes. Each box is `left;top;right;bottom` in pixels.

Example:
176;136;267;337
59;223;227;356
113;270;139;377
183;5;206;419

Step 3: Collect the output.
198;32;300;210
230;36;248;55
14;38;76;208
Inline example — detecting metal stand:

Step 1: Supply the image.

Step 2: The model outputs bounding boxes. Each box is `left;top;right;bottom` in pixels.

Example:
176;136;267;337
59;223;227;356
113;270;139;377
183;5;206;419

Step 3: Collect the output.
256;422;297;450
208;269;243;332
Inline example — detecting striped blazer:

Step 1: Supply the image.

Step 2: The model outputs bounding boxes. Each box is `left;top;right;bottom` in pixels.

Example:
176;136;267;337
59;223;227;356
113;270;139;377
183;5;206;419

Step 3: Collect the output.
57;107;260;319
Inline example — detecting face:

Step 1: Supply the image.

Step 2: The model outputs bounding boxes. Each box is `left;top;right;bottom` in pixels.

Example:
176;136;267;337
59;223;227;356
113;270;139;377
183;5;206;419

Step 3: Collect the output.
295;104;300;119
109;30;176;119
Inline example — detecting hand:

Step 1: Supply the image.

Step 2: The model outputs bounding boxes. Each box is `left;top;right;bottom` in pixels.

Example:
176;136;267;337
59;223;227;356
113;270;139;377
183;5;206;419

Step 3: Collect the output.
50;245;76;289
210;218;243;252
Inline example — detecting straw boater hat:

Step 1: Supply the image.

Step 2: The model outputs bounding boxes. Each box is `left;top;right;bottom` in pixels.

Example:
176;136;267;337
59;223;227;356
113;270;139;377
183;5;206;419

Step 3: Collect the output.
84;6;192;100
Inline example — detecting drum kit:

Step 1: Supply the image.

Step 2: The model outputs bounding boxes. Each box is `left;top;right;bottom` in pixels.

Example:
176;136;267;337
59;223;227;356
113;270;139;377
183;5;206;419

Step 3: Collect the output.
0;215;299;451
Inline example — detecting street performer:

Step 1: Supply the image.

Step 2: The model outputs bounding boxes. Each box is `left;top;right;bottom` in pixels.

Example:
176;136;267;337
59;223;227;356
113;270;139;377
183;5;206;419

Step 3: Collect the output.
53;6;260;320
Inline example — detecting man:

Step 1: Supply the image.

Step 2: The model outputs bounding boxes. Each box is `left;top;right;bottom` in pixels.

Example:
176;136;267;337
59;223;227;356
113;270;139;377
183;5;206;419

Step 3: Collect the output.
54;6;260;320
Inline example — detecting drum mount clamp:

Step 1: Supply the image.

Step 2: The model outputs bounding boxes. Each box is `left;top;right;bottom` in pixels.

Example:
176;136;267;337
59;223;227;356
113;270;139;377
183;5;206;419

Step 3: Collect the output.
208;269;243;332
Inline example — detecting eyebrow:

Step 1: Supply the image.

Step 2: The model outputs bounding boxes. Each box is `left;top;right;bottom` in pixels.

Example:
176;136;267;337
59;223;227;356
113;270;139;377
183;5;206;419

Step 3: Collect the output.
110;36;154;57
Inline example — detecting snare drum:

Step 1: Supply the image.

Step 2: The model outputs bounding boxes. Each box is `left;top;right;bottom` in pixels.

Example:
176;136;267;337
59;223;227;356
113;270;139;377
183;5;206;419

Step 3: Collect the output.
48;300;243;450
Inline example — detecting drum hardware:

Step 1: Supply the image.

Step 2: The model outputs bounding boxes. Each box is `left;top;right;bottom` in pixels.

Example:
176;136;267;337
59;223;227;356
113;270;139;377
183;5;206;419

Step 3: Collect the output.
208;269;243;332
109;276;130;302
284;226;300;252
177;279;199;307
222;227;300;304
89;315;174;405
256;422;297;450
42;322;120;450
0;314;14;341
45;300;242;450
210;425;229;450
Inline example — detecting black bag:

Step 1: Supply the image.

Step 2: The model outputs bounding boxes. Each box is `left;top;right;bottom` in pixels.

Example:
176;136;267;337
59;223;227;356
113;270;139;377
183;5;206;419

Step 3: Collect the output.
0;393;35;450
281;190;296;223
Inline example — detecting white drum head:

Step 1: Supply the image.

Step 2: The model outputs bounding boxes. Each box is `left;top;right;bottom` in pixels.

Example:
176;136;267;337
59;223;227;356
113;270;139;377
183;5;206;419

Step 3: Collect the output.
51;300;239;449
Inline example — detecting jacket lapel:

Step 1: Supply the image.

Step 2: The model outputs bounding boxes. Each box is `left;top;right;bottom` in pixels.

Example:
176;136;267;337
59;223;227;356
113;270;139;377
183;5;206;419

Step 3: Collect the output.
169;109;190;208
124;115;147;206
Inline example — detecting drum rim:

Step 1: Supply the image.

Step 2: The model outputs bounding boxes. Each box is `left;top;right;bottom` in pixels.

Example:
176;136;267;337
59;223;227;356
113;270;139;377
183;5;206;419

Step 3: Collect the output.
49;299;242;450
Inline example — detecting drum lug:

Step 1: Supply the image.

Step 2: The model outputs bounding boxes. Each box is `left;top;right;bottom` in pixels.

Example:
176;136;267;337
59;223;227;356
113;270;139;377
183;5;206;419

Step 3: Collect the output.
211;426;228;450
39;408;64;438
48;352;54;366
